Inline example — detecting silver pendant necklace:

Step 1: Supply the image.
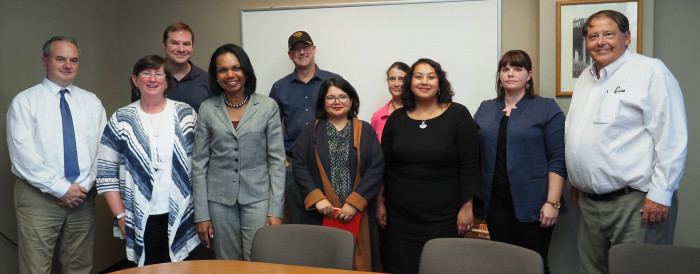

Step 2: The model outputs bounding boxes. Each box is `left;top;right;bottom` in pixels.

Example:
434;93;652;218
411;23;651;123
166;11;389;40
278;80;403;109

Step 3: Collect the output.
418;105;441;130
419;121;427;129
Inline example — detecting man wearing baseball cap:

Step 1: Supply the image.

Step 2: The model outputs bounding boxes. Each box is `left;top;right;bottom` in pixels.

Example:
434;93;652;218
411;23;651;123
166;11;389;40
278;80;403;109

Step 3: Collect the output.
269;31;342;224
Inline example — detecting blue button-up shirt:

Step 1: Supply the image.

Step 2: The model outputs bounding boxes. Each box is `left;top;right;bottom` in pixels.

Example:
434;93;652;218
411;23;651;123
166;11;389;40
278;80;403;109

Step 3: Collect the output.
269;66;341;153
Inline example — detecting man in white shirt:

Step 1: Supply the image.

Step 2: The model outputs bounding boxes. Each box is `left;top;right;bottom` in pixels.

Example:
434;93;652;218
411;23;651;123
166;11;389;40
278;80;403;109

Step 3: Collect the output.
7;36;107;274
565;10;687;274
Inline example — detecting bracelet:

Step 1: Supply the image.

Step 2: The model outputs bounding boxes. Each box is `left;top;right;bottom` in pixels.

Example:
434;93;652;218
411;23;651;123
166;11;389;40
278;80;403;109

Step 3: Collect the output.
114;212;126;220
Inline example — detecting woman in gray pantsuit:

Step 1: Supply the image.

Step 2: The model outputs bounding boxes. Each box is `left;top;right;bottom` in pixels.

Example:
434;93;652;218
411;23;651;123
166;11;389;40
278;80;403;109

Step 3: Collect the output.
192;44;285;260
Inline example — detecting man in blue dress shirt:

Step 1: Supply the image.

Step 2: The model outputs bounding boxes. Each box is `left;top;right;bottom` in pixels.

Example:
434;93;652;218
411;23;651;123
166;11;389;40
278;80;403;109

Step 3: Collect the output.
269;31;342;224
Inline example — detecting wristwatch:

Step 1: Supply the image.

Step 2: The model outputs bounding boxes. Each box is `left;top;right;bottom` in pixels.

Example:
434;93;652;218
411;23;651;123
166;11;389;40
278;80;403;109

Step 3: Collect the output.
114;212;126;220
546;201;561;209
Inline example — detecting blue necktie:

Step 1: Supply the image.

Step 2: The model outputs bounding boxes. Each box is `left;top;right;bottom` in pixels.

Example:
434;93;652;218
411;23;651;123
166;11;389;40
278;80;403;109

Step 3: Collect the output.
60;89;80;182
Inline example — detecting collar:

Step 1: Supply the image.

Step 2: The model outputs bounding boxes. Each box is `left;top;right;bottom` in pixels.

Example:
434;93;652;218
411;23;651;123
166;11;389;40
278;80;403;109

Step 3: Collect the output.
589;49;632;80
291;64;320;83
167;60;199;81
42;77;74;96
498;94;534;110
186;61;202;78
180;61;201;80
379;100;392;117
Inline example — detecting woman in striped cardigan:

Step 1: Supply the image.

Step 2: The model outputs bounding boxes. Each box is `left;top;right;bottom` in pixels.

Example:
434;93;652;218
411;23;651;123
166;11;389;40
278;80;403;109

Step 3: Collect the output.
96;55;200;266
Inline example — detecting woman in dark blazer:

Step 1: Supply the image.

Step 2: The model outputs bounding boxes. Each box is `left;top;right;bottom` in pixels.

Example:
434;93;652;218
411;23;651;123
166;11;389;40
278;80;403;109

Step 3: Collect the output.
473;50;567;274
192;44;285;261
293;78;384;271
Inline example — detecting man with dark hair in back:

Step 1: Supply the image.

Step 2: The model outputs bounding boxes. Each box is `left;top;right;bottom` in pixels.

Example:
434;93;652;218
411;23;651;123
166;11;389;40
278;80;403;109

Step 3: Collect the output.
132;22;212;111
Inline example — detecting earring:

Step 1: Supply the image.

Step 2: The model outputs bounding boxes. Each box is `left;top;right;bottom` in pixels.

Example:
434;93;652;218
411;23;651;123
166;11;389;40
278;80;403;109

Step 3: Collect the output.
525;83;531;89
438;89;441;97
497;82;502;88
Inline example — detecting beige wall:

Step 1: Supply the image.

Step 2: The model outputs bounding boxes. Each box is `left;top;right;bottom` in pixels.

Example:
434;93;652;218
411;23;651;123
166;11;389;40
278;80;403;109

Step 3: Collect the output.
1;0;696;273
651;0;700;252
0;1;123;273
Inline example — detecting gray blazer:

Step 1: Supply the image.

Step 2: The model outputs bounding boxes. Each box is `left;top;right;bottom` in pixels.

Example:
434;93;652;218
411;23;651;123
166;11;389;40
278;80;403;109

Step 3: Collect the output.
193;93;285;222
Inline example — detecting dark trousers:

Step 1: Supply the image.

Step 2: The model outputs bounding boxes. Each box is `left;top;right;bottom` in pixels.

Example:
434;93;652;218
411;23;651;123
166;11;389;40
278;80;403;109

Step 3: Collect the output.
144;213;170;265
284;156;306;224
487;195;554;274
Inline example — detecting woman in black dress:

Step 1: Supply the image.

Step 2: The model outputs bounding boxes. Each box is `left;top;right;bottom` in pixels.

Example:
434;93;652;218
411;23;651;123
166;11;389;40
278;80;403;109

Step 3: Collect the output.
381;58;481;274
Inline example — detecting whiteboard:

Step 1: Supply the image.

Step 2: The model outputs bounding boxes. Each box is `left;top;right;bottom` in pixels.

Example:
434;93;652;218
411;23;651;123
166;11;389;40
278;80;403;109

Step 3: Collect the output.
241;0;500;121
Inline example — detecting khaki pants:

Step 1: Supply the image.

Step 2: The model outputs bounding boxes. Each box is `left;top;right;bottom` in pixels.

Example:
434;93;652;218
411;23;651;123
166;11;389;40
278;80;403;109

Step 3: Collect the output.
15;179;96;274
577;190;677;274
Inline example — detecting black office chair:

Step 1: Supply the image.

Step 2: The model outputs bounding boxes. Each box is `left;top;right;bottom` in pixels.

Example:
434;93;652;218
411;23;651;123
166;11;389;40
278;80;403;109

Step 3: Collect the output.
419;238;544;274
609;243;700;274
250;224;355;270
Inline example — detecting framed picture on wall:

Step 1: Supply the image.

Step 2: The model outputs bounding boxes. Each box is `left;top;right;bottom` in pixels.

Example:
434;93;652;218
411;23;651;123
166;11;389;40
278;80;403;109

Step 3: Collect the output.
556;0;642;96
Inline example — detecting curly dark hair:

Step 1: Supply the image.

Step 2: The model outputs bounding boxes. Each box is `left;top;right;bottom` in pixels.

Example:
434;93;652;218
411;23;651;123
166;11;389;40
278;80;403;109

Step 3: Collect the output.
401;58;454;110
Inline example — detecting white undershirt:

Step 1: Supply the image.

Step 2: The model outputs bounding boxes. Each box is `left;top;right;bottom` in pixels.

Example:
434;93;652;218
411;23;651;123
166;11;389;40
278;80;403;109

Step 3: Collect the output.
138;100;175;215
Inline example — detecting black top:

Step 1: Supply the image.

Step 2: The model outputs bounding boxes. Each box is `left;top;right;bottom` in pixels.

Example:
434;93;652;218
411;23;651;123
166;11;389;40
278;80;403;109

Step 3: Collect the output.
492;115;512;198
382;103;480;236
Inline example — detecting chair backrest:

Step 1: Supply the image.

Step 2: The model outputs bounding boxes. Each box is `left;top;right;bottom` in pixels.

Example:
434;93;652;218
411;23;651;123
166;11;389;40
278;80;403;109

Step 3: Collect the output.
250;224;355;270
419;238;544;274
609;243;700;274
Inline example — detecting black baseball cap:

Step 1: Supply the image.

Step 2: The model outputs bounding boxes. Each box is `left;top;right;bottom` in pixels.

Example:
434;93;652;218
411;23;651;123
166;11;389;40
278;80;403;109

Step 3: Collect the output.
288;31;313;50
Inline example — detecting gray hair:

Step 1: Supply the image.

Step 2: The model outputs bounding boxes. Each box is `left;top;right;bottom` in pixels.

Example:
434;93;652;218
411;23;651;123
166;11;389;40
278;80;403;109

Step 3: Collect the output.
42;36;80;58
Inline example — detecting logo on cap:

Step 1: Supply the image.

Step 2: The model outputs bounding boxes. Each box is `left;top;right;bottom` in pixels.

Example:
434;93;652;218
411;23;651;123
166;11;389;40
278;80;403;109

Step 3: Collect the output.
292;32;303;38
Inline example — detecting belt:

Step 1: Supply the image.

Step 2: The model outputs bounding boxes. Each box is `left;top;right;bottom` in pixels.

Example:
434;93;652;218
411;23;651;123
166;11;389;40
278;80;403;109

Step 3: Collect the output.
584;186;638;201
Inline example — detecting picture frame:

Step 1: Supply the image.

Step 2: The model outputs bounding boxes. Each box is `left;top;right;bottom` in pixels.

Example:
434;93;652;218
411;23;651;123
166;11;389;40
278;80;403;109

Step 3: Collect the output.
556;0;642;96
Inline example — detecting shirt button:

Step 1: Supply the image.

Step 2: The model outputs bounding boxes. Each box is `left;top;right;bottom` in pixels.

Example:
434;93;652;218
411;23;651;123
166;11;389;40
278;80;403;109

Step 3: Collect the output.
305;108;308;112
305;122;309;125
305;96;308;99
234;169;239;173
234;148;239;151
234;158;239;162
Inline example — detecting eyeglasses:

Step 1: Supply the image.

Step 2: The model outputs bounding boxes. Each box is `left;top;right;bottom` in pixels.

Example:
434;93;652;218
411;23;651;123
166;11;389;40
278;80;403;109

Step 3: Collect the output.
325;95;349;104
387;77;405;83
139;71;166;79
290;44;313;54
